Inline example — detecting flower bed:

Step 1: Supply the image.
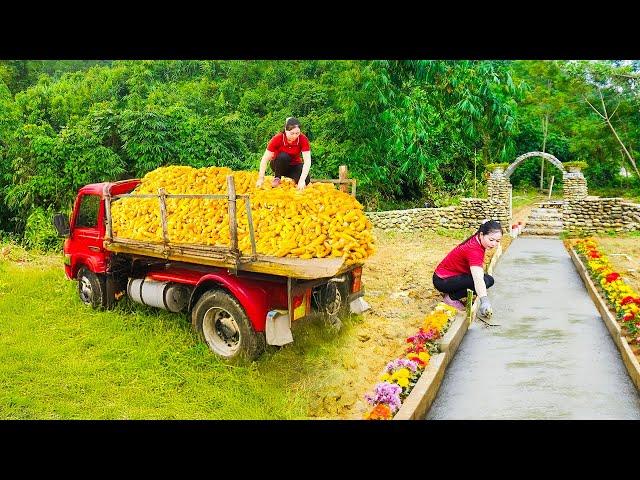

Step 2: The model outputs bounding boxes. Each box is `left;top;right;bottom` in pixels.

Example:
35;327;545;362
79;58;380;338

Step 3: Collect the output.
362;303;458;420
574;238;640;354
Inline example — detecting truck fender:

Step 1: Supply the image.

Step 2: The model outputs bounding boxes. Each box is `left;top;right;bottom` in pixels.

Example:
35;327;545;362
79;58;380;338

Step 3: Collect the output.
188;275;270;332
71;256;104;279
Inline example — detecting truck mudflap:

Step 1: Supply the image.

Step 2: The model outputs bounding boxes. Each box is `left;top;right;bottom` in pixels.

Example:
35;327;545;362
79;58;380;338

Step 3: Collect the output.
349;296;370;314
265;310;294;346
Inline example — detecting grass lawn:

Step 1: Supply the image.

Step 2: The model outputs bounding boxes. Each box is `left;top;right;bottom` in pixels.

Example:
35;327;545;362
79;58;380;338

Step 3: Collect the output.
0;250;365;419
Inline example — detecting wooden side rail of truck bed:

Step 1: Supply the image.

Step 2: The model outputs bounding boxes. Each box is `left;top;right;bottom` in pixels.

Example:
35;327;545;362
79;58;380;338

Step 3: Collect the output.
104;238;350;279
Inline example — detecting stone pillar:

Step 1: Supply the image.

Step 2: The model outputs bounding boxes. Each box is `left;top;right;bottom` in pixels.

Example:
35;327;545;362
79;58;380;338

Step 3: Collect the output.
563;167;588;201
487;168;512;231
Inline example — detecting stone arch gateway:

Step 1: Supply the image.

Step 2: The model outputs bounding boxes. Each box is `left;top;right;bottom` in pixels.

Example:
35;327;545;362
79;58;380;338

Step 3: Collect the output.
503;151;566;179
487;151;589;232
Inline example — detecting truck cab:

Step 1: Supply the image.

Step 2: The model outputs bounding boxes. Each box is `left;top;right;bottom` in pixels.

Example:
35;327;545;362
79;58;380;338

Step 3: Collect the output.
60;180;140;284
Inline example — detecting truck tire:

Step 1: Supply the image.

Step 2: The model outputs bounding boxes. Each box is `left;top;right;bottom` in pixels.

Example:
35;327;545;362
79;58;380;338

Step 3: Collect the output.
77;267;107;309
319;277;350;318
192;289;266;364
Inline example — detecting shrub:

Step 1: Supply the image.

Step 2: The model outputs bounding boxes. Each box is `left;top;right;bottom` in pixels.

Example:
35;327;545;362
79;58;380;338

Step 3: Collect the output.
23;207;62;252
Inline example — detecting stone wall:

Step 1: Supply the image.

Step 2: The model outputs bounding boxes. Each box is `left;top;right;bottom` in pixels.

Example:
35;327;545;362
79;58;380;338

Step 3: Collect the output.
365;198;510;233
364;162;640;235
563;198;640;233
365;206;458;232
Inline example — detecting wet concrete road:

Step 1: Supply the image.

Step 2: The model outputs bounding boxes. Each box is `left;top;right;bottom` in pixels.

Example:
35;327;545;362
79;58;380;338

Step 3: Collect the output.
426;237;640;419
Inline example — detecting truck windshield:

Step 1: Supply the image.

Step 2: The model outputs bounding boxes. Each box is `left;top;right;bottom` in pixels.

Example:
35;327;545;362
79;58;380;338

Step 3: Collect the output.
76;194;100;228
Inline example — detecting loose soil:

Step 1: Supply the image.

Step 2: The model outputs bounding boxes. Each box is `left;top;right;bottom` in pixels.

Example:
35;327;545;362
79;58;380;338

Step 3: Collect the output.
308;228;512;419
594;236;640;295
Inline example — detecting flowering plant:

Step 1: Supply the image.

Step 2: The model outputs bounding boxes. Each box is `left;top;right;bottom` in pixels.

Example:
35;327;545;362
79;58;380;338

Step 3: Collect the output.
381;358;421;390
364;403;393;420
364;382;402;416
363;301;458;419
575;238;640;334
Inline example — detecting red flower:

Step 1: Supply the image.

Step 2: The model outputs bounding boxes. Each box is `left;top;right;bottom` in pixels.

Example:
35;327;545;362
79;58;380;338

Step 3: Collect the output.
406;344;426;354
623;313;634;321
605;272;620;283
409;356;427;367
588;250;601;259
621;296;635;305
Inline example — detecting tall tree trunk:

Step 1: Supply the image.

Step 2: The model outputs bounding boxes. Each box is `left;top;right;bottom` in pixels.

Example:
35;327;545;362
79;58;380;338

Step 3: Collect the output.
540;114;548;191
585;90;640;181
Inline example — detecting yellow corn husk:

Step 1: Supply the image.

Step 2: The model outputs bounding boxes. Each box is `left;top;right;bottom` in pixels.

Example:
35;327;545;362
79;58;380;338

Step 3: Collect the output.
110;165;376;263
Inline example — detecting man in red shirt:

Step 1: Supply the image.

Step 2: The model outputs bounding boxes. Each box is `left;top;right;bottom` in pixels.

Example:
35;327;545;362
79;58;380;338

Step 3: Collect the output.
256;117;311;190
432;220;503;319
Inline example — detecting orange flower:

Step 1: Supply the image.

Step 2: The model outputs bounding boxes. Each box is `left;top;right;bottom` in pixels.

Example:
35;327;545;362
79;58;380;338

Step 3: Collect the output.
365;403;393;420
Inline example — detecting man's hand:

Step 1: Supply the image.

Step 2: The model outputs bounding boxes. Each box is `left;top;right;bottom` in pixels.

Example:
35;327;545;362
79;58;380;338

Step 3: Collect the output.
256;176;264;188
296;181;306;191
479;296;492;318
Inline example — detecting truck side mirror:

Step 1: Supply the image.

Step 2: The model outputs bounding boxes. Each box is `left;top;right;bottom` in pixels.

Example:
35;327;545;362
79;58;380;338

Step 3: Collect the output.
53;213;70;237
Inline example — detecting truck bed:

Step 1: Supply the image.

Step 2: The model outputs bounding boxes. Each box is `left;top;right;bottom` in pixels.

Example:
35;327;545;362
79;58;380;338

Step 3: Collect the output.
104;237;351;279
103;176;358;280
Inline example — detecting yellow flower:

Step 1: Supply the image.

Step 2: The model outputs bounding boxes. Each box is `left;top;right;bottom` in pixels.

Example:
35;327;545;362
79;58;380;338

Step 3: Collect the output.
392;368;411;379
396;377;409;388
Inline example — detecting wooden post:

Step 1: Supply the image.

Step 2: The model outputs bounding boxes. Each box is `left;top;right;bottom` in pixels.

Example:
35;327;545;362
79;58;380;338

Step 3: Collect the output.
339;165;348;193
244;196;257;258
227;175;239;255
547;175;555;200
466;289;474;326
103;184;113;241
158;188;170;246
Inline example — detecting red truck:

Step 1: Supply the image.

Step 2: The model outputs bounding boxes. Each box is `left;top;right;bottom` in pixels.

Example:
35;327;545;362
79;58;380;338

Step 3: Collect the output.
53;176;368;363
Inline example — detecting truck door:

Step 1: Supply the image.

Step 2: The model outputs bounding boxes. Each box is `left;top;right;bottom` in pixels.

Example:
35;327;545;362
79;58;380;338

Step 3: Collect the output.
69;193;108;274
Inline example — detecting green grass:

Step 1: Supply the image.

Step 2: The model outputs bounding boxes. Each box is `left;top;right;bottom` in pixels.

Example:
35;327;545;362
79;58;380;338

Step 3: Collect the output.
435;227;476;240
589;186;640;203
0;255;364;419
512;186;563;210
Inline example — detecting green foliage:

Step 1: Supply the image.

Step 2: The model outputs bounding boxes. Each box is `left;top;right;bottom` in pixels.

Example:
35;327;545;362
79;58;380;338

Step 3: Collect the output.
510;155;565;189
23;207;61;252
3;59;640;241
563;161;588;170
486;162;509;171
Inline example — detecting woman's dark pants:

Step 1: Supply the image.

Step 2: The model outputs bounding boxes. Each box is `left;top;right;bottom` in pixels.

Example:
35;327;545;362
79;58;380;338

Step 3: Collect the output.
432;273;495;300
270;152;310;184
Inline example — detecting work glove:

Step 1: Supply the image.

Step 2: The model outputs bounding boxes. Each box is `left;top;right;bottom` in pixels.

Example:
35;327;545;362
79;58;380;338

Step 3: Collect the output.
478;296;493;318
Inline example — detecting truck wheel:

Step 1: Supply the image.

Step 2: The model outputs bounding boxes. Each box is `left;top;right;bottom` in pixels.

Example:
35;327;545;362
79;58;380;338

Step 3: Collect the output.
77;267;107;309
320;278;350;318
192;289;266;363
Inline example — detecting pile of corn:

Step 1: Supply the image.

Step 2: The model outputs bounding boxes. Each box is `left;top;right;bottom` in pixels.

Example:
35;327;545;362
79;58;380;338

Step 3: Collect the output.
111;166;375;265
